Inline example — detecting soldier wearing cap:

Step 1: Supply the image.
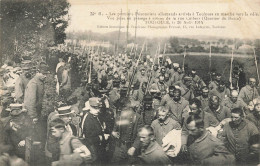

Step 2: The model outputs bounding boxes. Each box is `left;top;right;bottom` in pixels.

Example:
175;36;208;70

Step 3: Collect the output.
203;95;231;123
238;77;259;105
172;66;183;84
150;75;168;97
133;67;148;88
209;80;230;103
222;90;247;111
49;118;91;166
81;97;110;163
23;63;49;143
2;104;32;159
208;73;221;90
196;86;210;110
178;76;195;101
190;69;206;96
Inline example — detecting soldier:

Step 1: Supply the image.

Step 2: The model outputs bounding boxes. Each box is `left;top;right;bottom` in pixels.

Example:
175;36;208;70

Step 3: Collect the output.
204;96;231;123
81;97;110;164
196;86;210;110
150;75;168;97
111;106;144;164
221;90;247;111
164;73;173;87
15;62;31;103
23;63;49;143
185;115;235;165
219;108;259;163
181;98;220;153
171;65;183;84
130;82;148;112
238;77;259;105
150;64;160;84
133;67;148;88
246;102;260;131
179;76;195;101
209;80;230;102
2;104;32;159
164;88;189;125
142;94;156;125
136;125;172;165
60;63;71;97
208;73;221;90
151;106;181;146
49;118;91;166
190;69;206;97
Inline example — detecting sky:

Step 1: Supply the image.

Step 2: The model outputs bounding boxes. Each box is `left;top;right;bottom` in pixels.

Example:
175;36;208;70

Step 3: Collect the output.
66;0;260;39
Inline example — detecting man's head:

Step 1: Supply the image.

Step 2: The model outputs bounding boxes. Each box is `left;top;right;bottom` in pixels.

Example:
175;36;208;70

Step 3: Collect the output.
183;76;192;88
230;90;239;103
231;108;244;126
177;67;182;74
89;97;101;116
186;114;204;138
158;75;165;84
138;125;154;149
209;96;220;110
50;118;66;138
153;64;158;71
189;98;201;115
37;63;49;81
160;66;166;75
215;73;221;83
168;86;175;98
249;78;257;88
218;80;226;92
158;106;170;122
201;86;209;98
172;88;181;102
191;69;196;77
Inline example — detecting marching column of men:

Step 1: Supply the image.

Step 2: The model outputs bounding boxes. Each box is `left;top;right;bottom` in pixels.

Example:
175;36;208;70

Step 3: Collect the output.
0;50;260;165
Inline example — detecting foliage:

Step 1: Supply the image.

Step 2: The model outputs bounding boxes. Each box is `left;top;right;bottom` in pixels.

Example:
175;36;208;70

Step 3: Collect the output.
0;0;70;64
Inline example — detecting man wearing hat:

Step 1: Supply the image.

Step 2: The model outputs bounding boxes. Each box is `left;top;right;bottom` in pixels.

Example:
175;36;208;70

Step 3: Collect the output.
23;63;49;143
133;67;148;88
150;75;168;97
49;118;91;166
15;62;31;103
179;75;195;101
209;73;222;90
172;66;183;84
46;105;78;163
81;97;110;164
2;103;32;159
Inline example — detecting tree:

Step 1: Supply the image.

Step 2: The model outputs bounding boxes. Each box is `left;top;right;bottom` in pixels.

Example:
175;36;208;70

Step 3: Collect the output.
169;37;180;53
0;0;70;64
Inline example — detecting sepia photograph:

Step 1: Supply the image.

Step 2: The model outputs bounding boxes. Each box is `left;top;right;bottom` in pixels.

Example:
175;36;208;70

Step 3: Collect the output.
0;0;260;165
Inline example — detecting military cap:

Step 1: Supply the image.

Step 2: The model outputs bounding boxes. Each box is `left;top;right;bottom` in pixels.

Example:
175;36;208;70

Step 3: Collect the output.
89;97;101;108
6;103;25;113
173;63;180;68
57;105;74;116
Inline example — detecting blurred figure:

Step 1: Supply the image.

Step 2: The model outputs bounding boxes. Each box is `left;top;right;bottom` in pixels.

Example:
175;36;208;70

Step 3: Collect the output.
137;125;172;165
238;78;259;105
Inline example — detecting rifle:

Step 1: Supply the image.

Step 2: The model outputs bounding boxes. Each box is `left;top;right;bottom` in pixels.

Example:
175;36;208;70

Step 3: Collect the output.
126;42;146;96
229;47;234;89
253;47;260;86
145;43;159;95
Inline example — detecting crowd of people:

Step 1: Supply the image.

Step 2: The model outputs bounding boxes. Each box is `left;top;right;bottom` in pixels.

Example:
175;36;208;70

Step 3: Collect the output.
0;48;260;166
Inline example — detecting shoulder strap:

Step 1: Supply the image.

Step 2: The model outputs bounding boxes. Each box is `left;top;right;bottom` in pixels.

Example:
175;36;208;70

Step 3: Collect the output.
81;113;88;137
